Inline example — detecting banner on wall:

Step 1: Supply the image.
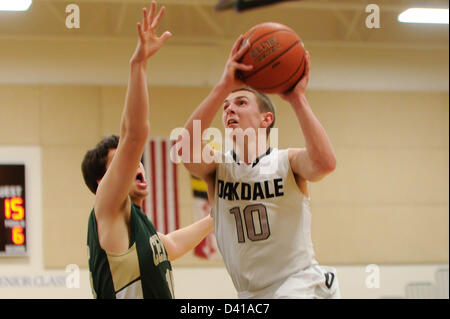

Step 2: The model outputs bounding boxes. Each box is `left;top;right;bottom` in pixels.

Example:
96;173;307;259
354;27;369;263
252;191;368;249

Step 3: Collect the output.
142;137;179;234
191;175;220;260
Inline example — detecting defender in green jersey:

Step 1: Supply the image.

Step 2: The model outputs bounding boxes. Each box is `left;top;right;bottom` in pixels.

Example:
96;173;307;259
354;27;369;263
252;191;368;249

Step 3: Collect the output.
82;2;212;299
87;190;175;298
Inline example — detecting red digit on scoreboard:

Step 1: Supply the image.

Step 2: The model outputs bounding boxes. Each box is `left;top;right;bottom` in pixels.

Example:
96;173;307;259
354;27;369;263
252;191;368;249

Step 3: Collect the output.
4;197;25;220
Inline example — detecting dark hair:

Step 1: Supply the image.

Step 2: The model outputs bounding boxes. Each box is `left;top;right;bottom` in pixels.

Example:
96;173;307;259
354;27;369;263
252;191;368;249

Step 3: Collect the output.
81;135;119;194
231;87;276;135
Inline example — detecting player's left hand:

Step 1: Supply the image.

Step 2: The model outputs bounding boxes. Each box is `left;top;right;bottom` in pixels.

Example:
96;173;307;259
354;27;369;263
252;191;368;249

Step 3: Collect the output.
130;1;172;65
279;50;310;103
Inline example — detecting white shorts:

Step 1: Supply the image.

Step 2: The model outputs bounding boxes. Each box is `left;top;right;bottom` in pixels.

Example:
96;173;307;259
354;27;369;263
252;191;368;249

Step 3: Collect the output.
238;264;340;299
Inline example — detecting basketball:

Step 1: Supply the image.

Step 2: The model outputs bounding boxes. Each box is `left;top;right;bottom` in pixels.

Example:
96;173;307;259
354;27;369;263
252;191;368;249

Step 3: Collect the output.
238;22;306;94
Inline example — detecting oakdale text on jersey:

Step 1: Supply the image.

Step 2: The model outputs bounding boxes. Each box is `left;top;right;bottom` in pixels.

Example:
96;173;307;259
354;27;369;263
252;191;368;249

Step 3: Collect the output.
217;178;284;201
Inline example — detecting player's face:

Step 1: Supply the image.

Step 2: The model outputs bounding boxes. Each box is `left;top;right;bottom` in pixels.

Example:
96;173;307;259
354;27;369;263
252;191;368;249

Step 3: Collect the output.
105;148;149;200
222;90;264;134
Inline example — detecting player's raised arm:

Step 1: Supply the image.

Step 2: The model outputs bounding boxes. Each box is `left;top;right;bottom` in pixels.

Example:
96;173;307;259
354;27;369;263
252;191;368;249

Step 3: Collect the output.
95;2;171;222
280;51;336;182
179;35;253;180
157;215;213;261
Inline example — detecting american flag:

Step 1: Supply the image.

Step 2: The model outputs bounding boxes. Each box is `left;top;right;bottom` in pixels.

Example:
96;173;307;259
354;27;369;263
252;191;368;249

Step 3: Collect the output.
142;137;179;234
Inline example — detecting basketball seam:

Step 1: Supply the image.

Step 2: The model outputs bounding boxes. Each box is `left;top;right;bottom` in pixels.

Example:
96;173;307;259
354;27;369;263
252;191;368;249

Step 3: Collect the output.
242;40;301;80
245;28;295;49
254;53;305;91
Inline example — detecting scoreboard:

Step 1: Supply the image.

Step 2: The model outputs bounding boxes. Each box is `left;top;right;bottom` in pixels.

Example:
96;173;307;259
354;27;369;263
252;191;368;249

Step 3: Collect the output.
0;164;27;256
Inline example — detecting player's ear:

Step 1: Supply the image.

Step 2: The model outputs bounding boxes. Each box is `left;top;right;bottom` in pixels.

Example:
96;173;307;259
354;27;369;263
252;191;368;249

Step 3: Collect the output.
262;112;274;128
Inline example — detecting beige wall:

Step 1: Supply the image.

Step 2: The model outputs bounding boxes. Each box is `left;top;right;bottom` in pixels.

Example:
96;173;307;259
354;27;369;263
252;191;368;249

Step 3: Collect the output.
0;38;448;92
0;85;448;268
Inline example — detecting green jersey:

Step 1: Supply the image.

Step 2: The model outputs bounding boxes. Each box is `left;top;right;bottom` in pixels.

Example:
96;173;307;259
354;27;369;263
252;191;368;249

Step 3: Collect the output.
87;203;174;299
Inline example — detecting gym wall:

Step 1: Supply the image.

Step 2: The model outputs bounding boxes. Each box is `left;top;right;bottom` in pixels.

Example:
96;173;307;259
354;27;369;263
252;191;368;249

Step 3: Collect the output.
0;85;447;268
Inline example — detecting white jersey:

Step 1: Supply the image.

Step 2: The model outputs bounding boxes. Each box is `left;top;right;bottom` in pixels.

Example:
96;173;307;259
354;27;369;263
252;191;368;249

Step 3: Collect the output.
212;148;339;298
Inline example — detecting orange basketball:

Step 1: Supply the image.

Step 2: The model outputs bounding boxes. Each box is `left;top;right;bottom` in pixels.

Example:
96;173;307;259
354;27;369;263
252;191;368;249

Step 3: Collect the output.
238;22;306;94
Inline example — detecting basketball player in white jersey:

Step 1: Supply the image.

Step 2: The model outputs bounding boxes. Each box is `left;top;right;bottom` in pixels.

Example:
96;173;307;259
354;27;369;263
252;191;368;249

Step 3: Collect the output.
179;35;340;298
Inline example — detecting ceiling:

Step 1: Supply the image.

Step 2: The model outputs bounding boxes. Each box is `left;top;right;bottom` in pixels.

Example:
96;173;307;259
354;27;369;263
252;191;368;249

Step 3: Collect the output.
0;0;448;49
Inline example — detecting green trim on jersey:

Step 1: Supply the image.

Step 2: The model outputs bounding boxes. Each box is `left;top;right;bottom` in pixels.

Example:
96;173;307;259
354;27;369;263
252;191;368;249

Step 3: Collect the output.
87;203;174;299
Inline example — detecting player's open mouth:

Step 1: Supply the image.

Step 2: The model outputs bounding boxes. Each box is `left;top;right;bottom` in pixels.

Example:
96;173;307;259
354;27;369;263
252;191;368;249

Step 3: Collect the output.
135;172;147;188
227;119;239;127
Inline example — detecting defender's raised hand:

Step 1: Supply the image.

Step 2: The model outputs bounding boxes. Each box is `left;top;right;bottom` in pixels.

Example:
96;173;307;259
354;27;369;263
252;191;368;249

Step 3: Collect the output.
131;1;172;65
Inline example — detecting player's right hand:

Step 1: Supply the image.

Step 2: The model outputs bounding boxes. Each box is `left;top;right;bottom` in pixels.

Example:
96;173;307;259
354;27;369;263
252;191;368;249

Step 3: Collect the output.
219;35;253;91
130;1;172;65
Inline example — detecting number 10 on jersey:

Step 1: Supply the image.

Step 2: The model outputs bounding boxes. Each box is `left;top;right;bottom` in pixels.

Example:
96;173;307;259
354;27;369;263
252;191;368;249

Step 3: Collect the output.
229;204;270;243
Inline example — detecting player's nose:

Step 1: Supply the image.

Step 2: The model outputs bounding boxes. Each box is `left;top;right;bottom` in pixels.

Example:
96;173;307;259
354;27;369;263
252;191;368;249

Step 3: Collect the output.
226;103;237;114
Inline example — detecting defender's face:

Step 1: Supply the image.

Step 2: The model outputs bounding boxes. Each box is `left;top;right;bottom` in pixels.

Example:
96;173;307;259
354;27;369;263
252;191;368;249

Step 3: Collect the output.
222;90;264;134
105;149;149;200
